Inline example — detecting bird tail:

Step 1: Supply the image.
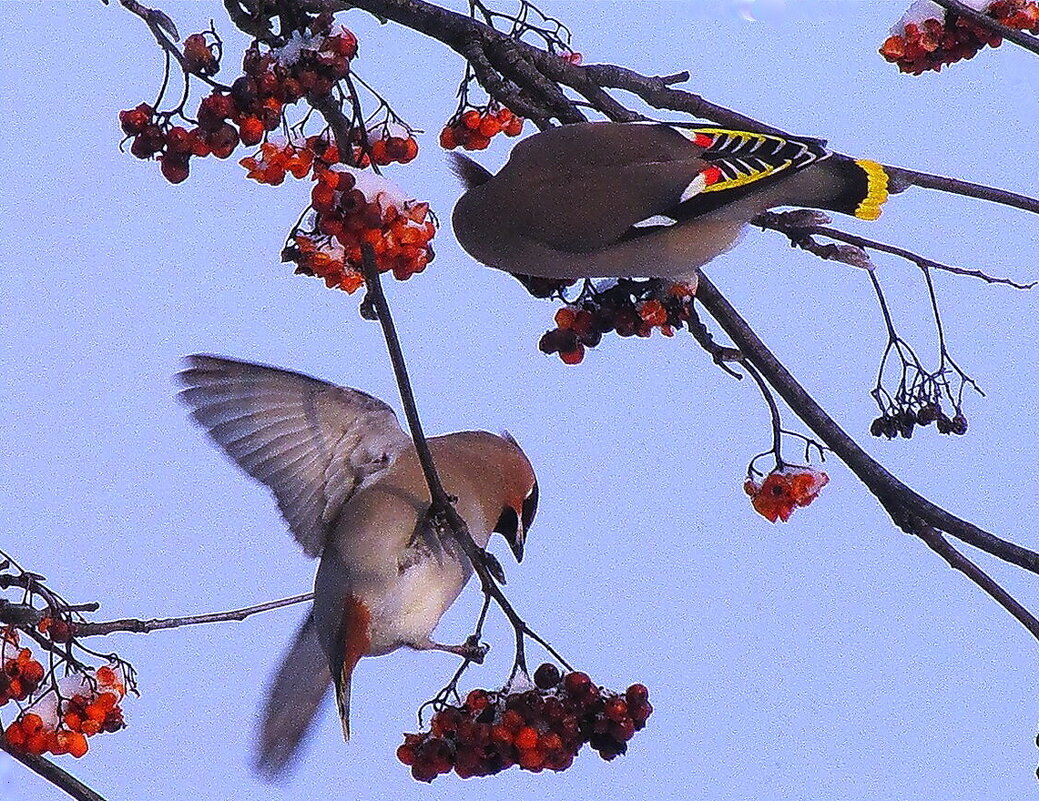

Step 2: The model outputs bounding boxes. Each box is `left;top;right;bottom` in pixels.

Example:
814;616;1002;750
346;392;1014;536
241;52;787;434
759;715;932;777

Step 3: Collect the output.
813;156;891;221
334;663;354;741
255;611;332;779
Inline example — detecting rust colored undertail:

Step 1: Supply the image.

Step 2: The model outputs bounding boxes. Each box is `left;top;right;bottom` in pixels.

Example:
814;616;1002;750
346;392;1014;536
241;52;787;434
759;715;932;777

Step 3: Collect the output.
334;594;371;741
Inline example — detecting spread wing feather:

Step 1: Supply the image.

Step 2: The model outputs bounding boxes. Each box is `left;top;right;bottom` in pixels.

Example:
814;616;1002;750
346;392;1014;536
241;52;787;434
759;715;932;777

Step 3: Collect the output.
177;354;411;557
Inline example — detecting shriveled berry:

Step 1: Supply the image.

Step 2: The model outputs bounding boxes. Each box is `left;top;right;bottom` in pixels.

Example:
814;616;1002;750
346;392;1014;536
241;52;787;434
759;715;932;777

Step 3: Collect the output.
534;662;561;689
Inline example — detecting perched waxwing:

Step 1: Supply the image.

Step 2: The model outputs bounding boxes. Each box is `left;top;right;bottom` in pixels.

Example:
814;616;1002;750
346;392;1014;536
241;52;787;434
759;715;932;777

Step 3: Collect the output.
176;355;539;776
451;121;890;282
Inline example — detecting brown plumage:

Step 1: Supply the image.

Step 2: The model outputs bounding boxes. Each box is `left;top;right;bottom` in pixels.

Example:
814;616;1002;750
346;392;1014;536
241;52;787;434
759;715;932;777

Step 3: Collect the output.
177;355;538;776
451;121;889;281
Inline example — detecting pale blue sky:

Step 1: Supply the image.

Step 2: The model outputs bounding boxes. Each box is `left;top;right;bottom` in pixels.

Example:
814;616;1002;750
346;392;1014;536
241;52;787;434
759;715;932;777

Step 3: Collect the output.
2;1;1039;799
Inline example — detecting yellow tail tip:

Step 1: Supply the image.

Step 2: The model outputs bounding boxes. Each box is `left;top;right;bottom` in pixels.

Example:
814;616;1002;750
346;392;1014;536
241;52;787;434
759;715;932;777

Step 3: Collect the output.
854;159;889;221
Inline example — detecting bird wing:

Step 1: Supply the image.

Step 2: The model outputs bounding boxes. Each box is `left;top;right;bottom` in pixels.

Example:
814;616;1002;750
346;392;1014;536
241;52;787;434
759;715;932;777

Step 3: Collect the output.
177;354;411;558
495;123;701;253
255;611;331;778
490;123;833;252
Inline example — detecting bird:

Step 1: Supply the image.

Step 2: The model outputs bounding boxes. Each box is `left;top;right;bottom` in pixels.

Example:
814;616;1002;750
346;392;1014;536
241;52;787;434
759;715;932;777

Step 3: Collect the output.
450;120;890;283
176;354;539;776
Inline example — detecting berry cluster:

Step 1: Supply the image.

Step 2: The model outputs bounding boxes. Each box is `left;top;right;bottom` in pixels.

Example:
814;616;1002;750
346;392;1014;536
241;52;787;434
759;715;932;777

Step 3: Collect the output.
744;467;829;523
364;129;420;167
1;644;45;706
284;166;436;292
870;403;968;439
2;662;127;760
120;20;358;183
397;664;652;782
538;280;697;365
880;1;1039;74
439;106;525;151
240;139;316;186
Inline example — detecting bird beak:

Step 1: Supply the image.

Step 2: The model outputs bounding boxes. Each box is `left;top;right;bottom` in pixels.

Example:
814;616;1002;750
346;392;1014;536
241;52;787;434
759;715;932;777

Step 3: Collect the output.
508;526;525;563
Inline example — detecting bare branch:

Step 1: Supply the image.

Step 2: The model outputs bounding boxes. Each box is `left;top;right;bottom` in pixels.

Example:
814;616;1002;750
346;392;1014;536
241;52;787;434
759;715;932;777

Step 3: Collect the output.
0;738;109;801
757;211;1036;289
71;593;314;637
885;165;1039;217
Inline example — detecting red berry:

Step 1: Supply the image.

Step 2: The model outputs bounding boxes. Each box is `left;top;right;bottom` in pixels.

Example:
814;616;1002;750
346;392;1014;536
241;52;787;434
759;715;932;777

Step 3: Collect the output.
564;671;592;696
478;115;502;138
160;154;190;183
238;116;265;146
396;743;416;765
514;725;538;751
208;123;240;158
629;699;653;728
119;103;153;135
465;689;490;712
625;683;649;704
130;125;165;159
605;696;629;722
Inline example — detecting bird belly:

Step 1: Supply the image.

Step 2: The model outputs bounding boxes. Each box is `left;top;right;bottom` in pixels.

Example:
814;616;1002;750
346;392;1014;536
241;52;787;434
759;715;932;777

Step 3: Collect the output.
365;559;471;655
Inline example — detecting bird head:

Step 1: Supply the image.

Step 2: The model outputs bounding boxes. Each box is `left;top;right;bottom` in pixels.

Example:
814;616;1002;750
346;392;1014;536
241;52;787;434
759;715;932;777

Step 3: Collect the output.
493;432;539;563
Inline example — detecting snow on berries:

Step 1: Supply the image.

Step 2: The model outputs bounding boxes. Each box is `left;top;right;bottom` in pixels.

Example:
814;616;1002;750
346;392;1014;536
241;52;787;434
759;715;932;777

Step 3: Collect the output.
397;664;653;782
0;627;130;761
880;0;1039;74
744;467;829;523
538;279;697;364
440;105;525;151
282;163;436;292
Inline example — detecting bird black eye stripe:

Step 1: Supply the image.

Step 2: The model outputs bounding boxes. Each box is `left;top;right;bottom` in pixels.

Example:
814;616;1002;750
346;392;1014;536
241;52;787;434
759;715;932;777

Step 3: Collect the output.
494;506;519;539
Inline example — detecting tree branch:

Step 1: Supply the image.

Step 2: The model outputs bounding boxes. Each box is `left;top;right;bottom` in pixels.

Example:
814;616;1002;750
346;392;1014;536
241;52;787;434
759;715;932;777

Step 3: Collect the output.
916;522;1039;641
693;271;1039;604
70;593;314;637
0;738;109;801
756;210;1036;289
357;244;571;675
884;164;1039;216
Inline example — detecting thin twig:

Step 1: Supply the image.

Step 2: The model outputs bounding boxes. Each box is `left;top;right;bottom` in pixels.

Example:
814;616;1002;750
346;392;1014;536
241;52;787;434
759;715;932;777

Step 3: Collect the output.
0;738;109;801
757;212;1036;289
71;593;314;637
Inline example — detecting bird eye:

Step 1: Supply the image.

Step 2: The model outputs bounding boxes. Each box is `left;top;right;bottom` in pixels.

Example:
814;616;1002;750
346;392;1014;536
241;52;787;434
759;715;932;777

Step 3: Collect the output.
521;479;539;531
494;506;519;539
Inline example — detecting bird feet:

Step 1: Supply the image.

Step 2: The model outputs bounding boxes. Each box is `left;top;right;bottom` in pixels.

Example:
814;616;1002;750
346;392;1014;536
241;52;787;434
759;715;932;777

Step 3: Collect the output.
417;635;489;664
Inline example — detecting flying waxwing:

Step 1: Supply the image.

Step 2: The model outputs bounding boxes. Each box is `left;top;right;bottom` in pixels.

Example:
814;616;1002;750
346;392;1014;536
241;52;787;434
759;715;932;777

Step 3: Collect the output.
176;355;539;776
451;121;890;282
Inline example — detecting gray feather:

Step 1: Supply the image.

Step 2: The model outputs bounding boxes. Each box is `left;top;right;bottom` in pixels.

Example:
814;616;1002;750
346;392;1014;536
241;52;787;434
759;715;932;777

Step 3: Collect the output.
177;354;411;557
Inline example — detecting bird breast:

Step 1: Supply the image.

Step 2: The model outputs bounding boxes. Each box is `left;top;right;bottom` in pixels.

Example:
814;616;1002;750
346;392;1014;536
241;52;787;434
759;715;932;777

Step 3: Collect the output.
365;555;473;655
